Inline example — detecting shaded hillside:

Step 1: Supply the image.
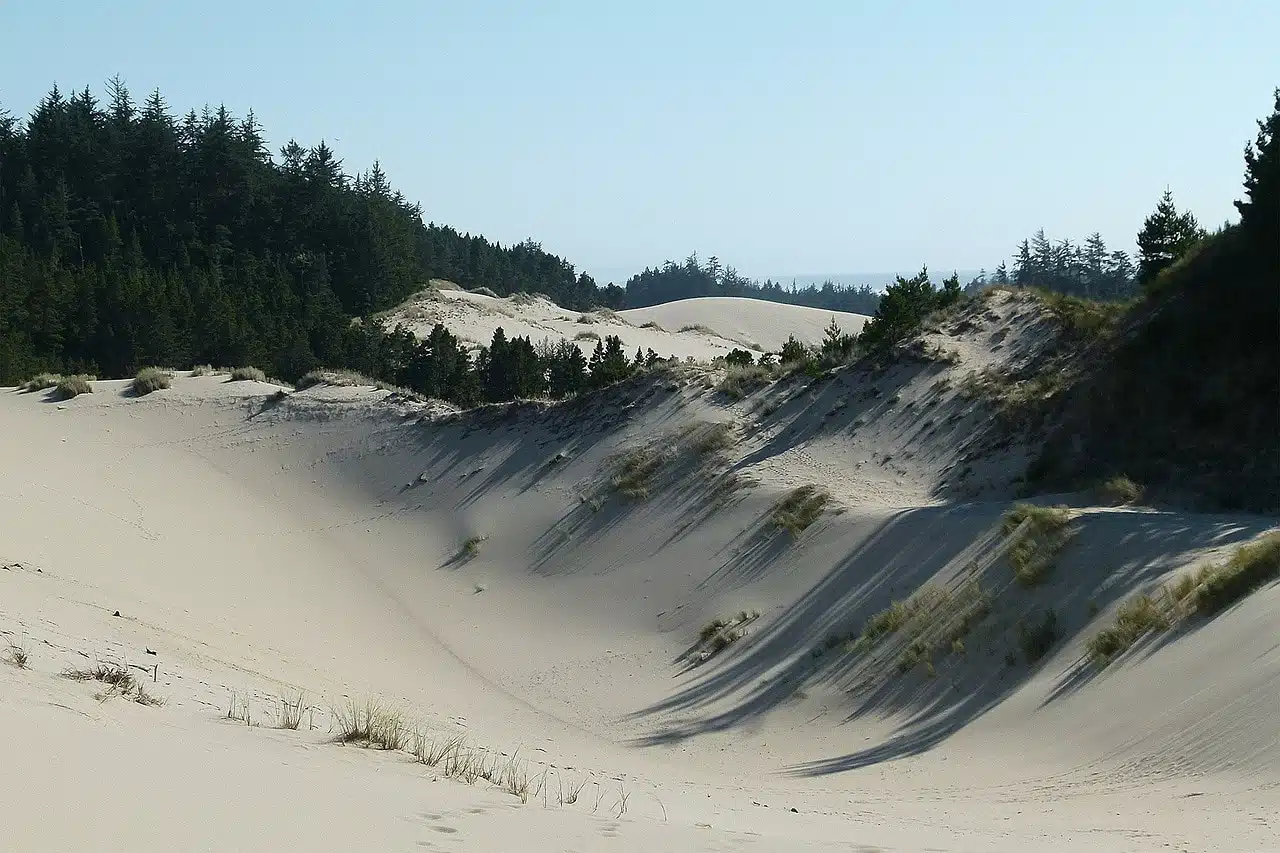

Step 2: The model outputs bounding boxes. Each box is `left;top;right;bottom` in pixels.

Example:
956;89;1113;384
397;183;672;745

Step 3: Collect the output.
1029;224;1279;510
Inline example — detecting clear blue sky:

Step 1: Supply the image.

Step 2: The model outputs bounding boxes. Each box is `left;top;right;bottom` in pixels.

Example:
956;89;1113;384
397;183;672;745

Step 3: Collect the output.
2;1;1277;285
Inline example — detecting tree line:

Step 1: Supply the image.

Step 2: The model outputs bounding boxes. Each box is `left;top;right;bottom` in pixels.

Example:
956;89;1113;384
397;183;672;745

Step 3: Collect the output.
0;80;618;384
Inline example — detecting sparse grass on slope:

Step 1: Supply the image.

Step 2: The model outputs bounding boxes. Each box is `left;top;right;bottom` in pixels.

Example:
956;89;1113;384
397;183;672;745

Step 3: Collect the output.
1002;504;1074;586
55;374;94;398
772;486;830;537
611;447;665;500
692;610;759;664
3;640;28;669
132;367;173;395
1086;532;1279;668
717;364;773;399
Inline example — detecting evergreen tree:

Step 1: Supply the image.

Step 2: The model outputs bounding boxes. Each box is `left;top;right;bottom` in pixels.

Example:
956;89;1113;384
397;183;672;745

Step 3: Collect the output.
1137;189;1205;286
1235;88;1279;242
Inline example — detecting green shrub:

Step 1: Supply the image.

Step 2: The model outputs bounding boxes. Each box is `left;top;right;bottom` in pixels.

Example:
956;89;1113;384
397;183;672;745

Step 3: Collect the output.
229;366;267;382
55;374;93;398
1002;504;1074;586
132;367;173;396
772;485;829;537
611;448;665;500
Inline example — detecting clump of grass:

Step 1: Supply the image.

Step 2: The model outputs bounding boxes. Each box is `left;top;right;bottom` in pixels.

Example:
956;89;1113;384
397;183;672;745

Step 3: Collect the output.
64;662;135;690
55;374;94;398
189;364;216;377
683;420;736;456
718;364;773;399
1187;532;1280;615
1031;288;1129;341
1096;475;1143;505
462;535;487;557
639;321;665;331
611;447;665;500
229;366;267;382
4;640;29;669
693;610;759;663
573;330;600;341
772;485;830;537
132;367;173;396
133;684;165;707
22;372;62;392
277;692;307;730
679;323;714;334
1086;593;1170;666
332;698;407;750
297;369;390;390
1016;609;1059;663
1002;504;1074;586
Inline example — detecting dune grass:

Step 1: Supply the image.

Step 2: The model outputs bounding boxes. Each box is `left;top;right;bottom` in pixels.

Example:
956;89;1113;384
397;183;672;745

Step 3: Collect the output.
189;364;217;377
332;698;407;750
678;323;714;334
1186;532;1280;615
133;684;166;707
718;364;773;399
64;662;135;691
694;610;759;663
462;535;487;558
611;447;665;500
683;420;736;456
3;640;28;669
639;320;664;331
276;692;307;730
132;367;173;396
1087;533;1279;668
1086;592;1170;666
772;485;830;537
22;372;62;392
573;330;600;341
55;374;94;398
1001;504;1074;586
1096;475;1144;505
228;366;267;382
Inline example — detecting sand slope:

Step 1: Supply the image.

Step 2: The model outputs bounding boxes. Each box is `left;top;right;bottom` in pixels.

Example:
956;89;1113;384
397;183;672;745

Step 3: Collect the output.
2;297;1277;852
383;284;870;359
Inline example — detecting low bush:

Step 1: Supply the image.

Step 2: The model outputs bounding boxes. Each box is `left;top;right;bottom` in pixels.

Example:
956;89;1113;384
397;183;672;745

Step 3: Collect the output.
229;366;267;382
772;485;830;537
132;367;173;396
55;374;94;398
1002;504;1074;586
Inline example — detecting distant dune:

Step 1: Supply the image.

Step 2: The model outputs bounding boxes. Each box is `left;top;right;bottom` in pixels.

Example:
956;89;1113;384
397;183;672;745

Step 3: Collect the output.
383;285;869;359
618;297;869;352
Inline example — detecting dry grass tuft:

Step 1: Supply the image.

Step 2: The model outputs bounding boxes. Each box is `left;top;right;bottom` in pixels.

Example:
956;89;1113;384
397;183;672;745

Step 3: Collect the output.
3;639;29;669
611;447;666;500
1186;532;1280;615
276;692;307;730
133;684;166;707
1086;593;1170;666
332;698;407;750
189;364;217;377
55;374;94;398
228;366;267;382
679;323;714;334
718;364;773;399
132;367;173;396
692;610;760;663
22;372;63;392
1001;504;1074;586
772;485;830;537
683;420;737;457
1096;475;1144;505
64;662;135;692
573;330;600;341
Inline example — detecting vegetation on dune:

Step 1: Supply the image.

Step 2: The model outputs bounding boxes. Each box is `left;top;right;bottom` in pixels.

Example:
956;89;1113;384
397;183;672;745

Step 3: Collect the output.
1096;475;1144;506
772;485;830;537
1002;504;1074;586
131;366;172;395
21;372;62;392
611;447;666;500
1087;532;1280;667
228;366;267;382
55;374;93;398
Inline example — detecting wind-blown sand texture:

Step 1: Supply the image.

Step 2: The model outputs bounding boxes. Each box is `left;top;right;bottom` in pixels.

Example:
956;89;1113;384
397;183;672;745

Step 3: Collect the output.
383;283;870;359
2;292;1276;852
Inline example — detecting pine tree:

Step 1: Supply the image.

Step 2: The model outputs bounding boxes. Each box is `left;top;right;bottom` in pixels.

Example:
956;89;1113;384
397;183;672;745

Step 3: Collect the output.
1235;88;1279;242
1137;189;1205;286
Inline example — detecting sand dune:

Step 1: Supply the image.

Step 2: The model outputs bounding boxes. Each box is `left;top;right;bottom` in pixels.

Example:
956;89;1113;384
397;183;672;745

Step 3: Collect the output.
383;284;869;359
2;294;1277;852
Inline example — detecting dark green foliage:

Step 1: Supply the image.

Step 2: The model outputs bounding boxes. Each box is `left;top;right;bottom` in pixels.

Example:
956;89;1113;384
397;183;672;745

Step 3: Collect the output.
724;348;754;367
1017;609;1059;663
1236;88;1280;240
1137;189;1206;287
0;81;614;388
859;267;961;353
779;335;808;365
981;230;1136;300
819;317;857;362
587;335;633;388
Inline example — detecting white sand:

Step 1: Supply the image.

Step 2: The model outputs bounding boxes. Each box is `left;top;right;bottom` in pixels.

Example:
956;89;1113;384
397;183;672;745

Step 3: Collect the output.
2;295;1277;852
383;284;870;359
